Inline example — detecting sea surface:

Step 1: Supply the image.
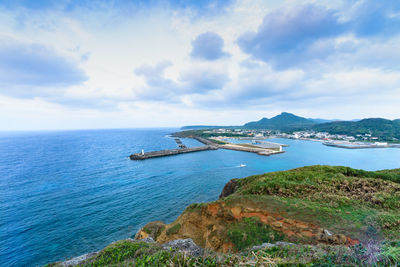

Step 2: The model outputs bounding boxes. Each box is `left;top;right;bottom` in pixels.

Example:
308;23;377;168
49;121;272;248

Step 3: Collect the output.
1;129;400;266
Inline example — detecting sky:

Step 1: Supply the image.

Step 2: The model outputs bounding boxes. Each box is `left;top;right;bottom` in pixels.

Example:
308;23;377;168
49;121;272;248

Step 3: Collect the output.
0;0;400;130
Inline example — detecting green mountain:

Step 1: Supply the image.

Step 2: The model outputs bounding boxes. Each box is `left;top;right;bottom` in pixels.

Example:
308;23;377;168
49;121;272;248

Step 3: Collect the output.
243;113;400;141
308;118;333;123
244;112;315;130
312;118;400;141
181;125;222;130
183;113;400;141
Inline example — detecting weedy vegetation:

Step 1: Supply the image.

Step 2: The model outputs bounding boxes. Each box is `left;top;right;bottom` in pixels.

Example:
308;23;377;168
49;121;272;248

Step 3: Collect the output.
48;165;400;266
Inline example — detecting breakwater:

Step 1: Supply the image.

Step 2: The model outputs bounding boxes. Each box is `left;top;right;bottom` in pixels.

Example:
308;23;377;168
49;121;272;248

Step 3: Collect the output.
130;136;284;160
323;142;400;149
174;137;187;148
220;143;284;156
130;145;218;160
324;143;379;149
130;137;220;160
192;137;216;146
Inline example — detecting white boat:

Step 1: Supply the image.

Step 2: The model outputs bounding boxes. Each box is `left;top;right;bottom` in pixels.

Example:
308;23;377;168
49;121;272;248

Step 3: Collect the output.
239;164;246;167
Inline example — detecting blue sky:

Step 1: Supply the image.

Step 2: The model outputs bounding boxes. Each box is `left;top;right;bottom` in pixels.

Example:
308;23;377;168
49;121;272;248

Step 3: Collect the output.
0;0;400;130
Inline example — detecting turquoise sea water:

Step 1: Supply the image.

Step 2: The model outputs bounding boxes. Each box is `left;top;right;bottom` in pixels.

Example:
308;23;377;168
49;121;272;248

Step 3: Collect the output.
1;129;400;266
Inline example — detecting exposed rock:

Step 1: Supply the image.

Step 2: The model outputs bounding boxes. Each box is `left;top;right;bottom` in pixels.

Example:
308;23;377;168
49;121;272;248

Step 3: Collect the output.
146;199;360;252
317;229;351;245
251;243;276;250
275;241;296;247
60;252;98;266
135;221;166;240
251;241;295;251
162;238;203;257
337;234;348;244
134;237;155;243
219;178;239;198
324;229;333;237
272;221;283;228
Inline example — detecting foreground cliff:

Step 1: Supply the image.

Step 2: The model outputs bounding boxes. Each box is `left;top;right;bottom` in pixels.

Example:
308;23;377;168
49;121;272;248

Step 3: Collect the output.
49;165;400;266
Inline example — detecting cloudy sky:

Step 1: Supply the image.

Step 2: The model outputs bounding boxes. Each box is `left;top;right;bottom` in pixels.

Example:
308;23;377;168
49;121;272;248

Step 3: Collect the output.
0;0;399;130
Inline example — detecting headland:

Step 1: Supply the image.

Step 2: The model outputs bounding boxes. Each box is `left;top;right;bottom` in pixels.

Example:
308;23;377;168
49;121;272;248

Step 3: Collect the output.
49;165;400;266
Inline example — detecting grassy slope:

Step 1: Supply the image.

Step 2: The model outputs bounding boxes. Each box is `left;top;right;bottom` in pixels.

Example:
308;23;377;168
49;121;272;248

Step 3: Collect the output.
49;166;400;266
47;238;400;266
228;165;400;240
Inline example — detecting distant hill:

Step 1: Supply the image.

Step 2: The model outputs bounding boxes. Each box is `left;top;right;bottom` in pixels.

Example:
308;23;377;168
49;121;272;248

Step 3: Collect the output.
244;112;316;130
312;118;400;141
308;118;334;124
243;113;399;141
181;125;240;130
183;113;400;141
181;125;221;130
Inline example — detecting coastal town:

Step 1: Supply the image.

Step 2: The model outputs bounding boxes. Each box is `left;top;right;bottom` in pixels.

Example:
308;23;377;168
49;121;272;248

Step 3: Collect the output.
200;128;400;149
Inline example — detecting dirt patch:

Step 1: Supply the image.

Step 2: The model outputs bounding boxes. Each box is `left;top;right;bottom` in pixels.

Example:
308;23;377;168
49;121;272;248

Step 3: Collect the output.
136;201;359;252
231;207;358;246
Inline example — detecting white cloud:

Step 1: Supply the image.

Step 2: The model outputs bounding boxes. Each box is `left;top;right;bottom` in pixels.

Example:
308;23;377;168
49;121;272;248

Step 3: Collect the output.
0;0;400;130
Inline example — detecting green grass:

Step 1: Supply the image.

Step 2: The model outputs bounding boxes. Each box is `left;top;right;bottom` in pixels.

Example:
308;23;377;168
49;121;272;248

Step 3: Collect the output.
50;239;400;266
255;242;400;266
234;165;400;210
142;227;152;234
222;165;400;243
227;217;285;250
166;223;181;236
208;138;227;145
380;241;400;264
82;240;151;266
185;202;206;213
140;222;165;239
48;165;400;266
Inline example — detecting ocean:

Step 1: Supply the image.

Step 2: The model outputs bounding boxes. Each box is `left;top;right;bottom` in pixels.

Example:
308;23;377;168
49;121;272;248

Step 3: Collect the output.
1;128;400;266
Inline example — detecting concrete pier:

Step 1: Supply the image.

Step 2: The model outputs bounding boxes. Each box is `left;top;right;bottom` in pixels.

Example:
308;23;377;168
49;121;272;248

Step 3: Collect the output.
130;145;217;160
130;136;284;161
174;137;187;148
192;137;216;146
220;143;284;156
322;141;400;149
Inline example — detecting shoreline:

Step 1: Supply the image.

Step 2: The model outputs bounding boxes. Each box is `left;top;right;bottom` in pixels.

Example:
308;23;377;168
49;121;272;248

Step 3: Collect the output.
269;136;400;149
48;165;400;266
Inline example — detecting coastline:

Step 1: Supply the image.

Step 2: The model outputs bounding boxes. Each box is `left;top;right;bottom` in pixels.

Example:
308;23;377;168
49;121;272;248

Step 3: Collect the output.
7;129;400;266
48;165;400;266
270;136;400;149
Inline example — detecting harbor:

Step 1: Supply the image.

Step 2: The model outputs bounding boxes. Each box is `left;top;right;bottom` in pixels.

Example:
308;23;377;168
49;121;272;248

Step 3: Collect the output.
130;136;285;160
